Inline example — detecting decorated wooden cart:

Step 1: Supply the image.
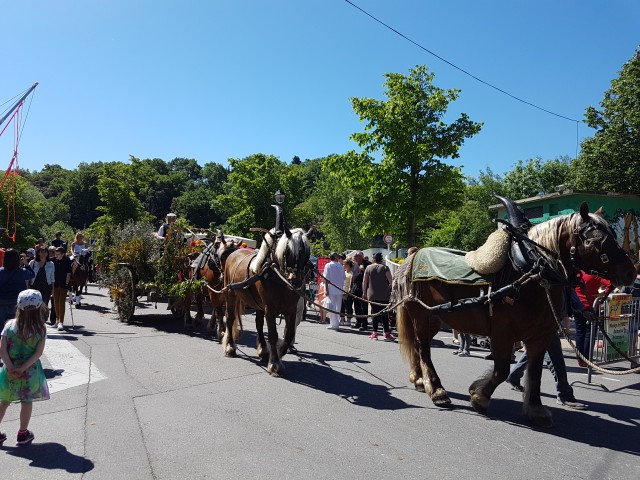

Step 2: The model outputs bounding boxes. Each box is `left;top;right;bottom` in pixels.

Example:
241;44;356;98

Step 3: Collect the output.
104;219;211;323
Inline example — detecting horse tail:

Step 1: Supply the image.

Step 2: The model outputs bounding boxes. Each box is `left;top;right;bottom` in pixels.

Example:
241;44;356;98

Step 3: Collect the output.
391;259;415;364
396;304;415;364
231;299;244;341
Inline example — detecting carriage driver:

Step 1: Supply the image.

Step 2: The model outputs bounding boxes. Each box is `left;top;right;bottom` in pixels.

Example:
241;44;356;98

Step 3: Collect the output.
156;212;178;240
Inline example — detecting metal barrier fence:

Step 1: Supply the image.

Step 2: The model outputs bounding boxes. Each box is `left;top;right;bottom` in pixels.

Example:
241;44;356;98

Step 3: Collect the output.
585;296;640;387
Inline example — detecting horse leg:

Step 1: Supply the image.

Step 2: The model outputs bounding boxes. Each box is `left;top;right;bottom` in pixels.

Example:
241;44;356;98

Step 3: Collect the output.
265;313;284;376
255;311;269;362
415;317;451;408
469;338;514;414
194;291;204;326
277;310;297;358
221;296;237;357
522;342;553;428
183;291;193;329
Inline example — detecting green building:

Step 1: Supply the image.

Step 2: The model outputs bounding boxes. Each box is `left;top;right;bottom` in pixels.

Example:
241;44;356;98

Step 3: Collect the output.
493;188;640;258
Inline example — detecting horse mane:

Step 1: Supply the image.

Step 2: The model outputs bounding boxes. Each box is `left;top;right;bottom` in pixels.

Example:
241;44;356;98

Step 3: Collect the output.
249;227;309;274
527;211;611;252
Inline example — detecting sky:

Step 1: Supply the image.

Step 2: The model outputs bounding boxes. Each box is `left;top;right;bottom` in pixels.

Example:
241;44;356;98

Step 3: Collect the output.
1;0;639;179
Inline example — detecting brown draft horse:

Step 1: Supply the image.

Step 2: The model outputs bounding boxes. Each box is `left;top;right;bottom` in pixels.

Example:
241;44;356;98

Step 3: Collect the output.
222;206;312;376
182;232;240;339
392;198;636;427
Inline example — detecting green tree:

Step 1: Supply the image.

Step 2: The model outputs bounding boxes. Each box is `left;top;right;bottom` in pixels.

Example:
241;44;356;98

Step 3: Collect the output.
61;161;103;229
304;164;368;252
214;154;307;238
0;175;48;248
574;50;640;193
334;65;482;245
422;169;504;250
96;162;145;225
501;156;572;200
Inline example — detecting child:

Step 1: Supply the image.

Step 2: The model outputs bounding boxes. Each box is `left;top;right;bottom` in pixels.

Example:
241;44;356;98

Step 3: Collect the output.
0;289;50;447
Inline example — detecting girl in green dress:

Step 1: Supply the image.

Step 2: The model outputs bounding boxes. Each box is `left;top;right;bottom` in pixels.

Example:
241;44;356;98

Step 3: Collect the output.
0;289;50;447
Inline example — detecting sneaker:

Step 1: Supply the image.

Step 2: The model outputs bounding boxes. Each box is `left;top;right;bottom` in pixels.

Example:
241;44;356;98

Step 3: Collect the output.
369;332;378;340
508;382;524;392
452;350;460;355
0;431;6;445
577;359;587;367
57;323;64;331
326;325;339;331
383;332;395;342
457;350;470;357
16;429;34;446
556;398;587;410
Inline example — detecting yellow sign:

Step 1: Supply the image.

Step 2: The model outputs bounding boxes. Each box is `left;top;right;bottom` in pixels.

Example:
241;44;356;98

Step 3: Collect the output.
608;293;632;317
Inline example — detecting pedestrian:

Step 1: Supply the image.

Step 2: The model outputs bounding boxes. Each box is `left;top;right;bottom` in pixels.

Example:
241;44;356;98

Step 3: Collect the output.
351;251;370;331
340;259;354;327
0;249;35;326
28;247;55;315
323;252;346;331
0;289;50;446
507;290;588;409
453;330;472;356
506;331;587;410
47;246;57;325
51;247;72;331
574;271;610;366
362;252;394;341
50;231;66;251
316;281;328;324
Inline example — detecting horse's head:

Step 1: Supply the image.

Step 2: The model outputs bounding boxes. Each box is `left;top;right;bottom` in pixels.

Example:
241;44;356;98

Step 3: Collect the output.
274;227;312;290
569;202;636;287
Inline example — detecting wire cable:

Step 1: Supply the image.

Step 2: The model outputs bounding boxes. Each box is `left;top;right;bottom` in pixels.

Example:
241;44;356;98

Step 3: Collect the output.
343;0;581;126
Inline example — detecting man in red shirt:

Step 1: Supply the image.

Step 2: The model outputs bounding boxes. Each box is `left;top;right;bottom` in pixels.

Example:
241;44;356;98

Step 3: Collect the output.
574;272;611;366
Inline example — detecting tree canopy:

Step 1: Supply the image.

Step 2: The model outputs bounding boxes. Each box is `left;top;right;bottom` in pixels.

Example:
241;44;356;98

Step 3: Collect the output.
574;51;640;193
328;65;482;245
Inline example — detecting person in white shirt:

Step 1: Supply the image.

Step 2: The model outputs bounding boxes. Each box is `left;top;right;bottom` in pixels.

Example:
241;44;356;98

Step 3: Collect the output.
322;252;346;331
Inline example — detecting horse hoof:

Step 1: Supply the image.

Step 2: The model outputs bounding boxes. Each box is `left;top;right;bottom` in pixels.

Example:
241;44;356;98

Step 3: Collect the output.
525;405;553;428
470;390;491;413
432;388;452;408
267;361;285;376
224;346;236;357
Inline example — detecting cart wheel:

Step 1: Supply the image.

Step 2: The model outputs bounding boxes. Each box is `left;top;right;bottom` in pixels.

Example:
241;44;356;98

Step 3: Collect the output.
114;266;136;323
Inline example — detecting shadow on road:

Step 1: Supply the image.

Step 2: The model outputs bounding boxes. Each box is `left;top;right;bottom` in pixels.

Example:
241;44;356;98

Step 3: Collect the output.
285;352;419;412
3;442;94;473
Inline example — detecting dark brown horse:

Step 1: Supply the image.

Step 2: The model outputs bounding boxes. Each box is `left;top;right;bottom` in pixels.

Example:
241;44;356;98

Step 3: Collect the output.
392;198;636;427
70;249;92;307
183;233;240;339
222;206;312;376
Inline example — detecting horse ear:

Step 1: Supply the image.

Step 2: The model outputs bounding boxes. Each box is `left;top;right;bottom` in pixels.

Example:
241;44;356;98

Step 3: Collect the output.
594;206;604;216
579;202;590;221
305;226;316;238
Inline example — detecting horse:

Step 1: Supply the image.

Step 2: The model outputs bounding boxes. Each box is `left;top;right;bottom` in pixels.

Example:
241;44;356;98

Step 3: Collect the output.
182;232;240;339
70;249;92;307
222;205;312;376
391;197;636;427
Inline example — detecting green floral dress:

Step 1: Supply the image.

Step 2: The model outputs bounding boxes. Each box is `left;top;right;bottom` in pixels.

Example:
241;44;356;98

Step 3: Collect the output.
0;319;49;403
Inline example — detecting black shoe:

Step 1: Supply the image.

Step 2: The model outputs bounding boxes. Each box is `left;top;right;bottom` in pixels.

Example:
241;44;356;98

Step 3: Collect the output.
507;380;524;392
16;429;34;446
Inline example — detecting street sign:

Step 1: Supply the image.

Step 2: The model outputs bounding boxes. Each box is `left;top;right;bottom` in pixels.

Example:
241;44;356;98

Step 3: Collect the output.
383;233;393;245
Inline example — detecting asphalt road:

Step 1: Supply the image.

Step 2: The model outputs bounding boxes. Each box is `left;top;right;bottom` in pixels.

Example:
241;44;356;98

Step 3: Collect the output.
1;286;639;479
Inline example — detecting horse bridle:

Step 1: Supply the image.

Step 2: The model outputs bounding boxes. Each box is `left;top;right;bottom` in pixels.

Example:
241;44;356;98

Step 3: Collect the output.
569;219;618;278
